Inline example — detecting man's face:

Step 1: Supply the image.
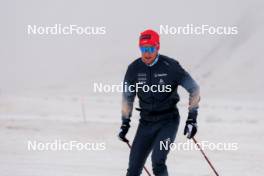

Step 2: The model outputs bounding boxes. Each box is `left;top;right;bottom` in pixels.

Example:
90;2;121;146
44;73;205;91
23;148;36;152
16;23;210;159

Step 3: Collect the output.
140;44;158;65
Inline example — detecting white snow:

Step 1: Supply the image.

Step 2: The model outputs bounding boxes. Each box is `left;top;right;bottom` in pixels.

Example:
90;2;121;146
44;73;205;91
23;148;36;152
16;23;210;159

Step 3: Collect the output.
1;0;264;175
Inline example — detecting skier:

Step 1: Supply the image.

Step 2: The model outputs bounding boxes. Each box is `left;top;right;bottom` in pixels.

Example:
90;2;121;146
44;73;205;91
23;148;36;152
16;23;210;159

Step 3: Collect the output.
118;29;200;176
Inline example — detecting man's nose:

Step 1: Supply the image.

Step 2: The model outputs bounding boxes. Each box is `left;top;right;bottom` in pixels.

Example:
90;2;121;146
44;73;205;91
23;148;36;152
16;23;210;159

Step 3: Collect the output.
144;53;151;57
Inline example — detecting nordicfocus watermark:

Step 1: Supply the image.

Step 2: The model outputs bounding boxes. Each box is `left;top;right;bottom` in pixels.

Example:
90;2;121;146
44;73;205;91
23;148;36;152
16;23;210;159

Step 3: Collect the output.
27;140;106;151
93;82;172;93
160;140;239;151
27;24;106;35
159;24;238;35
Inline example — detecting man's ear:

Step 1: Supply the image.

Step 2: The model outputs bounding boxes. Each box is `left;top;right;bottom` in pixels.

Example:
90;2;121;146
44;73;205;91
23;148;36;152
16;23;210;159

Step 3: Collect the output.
156;43;160;51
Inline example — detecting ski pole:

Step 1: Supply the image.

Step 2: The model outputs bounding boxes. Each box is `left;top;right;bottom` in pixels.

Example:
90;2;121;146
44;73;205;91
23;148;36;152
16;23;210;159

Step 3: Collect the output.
126;141;152;176
192;137;219;176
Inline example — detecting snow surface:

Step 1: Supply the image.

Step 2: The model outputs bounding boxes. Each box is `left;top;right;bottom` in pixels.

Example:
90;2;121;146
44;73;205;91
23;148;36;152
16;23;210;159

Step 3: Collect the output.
1;0;264;175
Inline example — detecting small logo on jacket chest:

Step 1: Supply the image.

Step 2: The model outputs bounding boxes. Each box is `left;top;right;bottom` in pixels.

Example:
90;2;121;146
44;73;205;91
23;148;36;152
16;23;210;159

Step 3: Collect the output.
137;73;147;84
154;73;168;78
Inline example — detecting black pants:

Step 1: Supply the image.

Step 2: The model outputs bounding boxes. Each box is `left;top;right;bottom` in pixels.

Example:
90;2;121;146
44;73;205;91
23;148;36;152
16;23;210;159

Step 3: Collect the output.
126;113;180;176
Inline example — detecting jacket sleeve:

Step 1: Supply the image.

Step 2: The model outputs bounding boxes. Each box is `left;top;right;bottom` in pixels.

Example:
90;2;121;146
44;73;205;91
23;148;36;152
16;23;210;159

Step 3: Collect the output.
121;65;136;120
175;62;200;112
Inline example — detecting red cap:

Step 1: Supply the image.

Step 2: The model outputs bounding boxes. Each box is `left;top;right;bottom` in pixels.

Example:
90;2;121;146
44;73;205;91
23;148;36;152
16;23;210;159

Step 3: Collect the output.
139;29;160;50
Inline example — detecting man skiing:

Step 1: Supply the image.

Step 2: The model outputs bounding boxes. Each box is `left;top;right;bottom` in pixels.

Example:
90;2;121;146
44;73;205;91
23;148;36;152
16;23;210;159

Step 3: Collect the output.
118;29;200;176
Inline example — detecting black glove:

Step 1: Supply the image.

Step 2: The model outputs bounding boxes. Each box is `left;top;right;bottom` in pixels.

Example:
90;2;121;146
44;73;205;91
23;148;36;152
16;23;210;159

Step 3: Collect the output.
118;118;130;142
184;110;198;139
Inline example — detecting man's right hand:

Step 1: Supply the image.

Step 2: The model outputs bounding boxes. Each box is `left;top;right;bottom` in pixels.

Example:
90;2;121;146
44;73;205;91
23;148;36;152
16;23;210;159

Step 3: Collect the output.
118;118;130;143
184;110;198;139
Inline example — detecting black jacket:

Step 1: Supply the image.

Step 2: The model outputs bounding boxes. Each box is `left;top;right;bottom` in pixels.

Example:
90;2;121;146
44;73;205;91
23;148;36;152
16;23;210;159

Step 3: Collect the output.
121;54;200;120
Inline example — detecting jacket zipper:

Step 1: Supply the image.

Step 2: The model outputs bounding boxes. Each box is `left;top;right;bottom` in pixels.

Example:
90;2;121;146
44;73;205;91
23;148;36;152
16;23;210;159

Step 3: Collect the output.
149;67;154;111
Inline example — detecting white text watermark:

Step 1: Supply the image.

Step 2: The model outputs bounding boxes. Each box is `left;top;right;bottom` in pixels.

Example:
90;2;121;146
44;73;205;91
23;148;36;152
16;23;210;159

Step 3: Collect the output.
27;140;106;151
160;140;239;151
159;24;238;35
93;82;172;93
27;24;106;36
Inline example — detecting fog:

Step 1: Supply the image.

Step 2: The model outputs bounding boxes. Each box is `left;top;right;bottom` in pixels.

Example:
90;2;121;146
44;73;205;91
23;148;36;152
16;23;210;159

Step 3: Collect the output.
0;0;264;175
